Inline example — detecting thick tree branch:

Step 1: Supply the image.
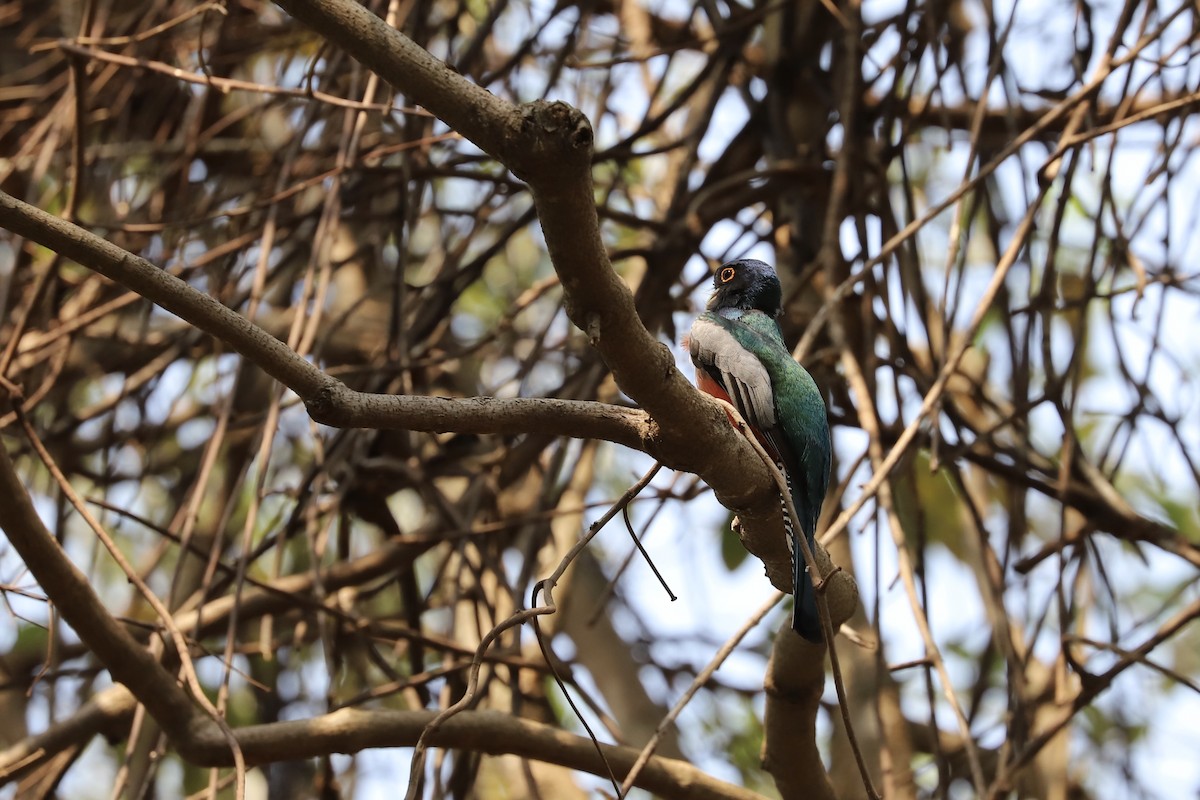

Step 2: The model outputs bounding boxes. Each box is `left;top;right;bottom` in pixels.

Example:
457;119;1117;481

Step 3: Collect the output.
225;707;765;800
0;683;762;800
0;191;661;453
0;444;210;749
267;0;805;583
0;441;763;799
0;0;855;791
762;623;836;800
0;0;797;556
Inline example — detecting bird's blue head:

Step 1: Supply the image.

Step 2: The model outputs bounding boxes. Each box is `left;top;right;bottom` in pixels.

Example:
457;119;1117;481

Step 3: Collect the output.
706;259;783;315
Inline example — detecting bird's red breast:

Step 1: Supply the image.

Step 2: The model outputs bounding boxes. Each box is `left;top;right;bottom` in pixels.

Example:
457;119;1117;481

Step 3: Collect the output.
694;368;778;457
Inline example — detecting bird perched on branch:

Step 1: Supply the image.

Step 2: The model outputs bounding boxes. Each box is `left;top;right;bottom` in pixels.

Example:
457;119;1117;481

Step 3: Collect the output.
687;259;831;642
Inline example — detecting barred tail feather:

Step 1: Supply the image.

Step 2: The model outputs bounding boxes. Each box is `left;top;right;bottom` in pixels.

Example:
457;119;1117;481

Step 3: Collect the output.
791;534;821;642
781;469;822;642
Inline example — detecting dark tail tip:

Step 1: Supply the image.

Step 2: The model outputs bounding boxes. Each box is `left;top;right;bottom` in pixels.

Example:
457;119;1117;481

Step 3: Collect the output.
793;564;823;642
792;603;823;642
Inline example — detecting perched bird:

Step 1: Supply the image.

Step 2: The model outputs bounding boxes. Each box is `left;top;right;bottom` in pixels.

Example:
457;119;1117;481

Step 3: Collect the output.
687;259;832;642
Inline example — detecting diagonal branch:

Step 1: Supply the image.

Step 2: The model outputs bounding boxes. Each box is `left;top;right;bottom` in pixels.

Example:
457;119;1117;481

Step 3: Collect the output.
0;0;830;792
0;191;659;451
268;0;790;579
0;432;766;800
0;443;210;752
0;0;792;569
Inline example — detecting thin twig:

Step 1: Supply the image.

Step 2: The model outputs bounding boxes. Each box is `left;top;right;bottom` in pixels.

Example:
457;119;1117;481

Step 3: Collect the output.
405;462;663;800
619;591;783;793
620;502;676;601
54;42;431;115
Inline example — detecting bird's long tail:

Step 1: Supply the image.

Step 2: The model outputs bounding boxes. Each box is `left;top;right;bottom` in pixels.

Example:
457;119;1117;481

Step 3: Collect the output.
781;472;822;642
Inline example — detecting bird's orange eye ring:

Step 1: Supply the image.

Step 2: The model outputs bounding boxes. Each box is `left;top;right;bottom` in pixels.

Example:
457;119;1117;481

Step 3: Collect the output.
719;267;736;283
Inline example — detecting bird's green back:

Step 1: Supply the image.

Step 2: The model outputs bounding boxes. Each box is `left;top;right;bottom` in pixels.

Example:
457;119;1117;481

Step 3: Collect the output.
702;309;831;532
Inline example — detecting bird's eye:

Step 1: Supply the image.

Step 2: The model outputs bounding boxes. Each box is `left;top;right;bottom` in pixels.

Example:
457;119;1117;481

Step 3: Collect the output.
719;267;736;283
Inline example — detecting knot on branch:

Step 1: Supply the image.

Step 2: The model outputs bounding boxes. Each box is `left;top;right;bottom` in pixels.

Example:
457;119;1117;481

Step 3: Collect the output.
304;378;351;425
522;100;593;146
511;101;594;181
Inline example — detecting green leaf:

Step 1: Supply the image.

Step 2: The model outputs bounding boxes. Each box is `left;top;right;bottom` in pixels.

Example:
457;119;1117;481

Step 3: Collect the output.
720;512;749;571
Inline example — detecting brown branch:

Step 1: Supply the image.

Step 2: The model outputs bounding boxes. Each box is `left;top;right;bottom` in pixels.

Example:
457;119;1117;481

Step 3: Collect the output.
0;433;761;800
0;444;209;750
875;90;1200;146
0;0;829;791
267;0;781;511
762;621;836;800
218;706;771;800
0;191;664;450
0;686;137;785
0;0;790;578
0;683;761;800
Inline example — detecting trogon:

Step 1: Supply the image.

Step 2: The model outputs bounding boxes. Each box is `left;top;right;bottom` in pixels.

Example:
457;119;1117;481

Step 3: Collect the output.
687;259;832;642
